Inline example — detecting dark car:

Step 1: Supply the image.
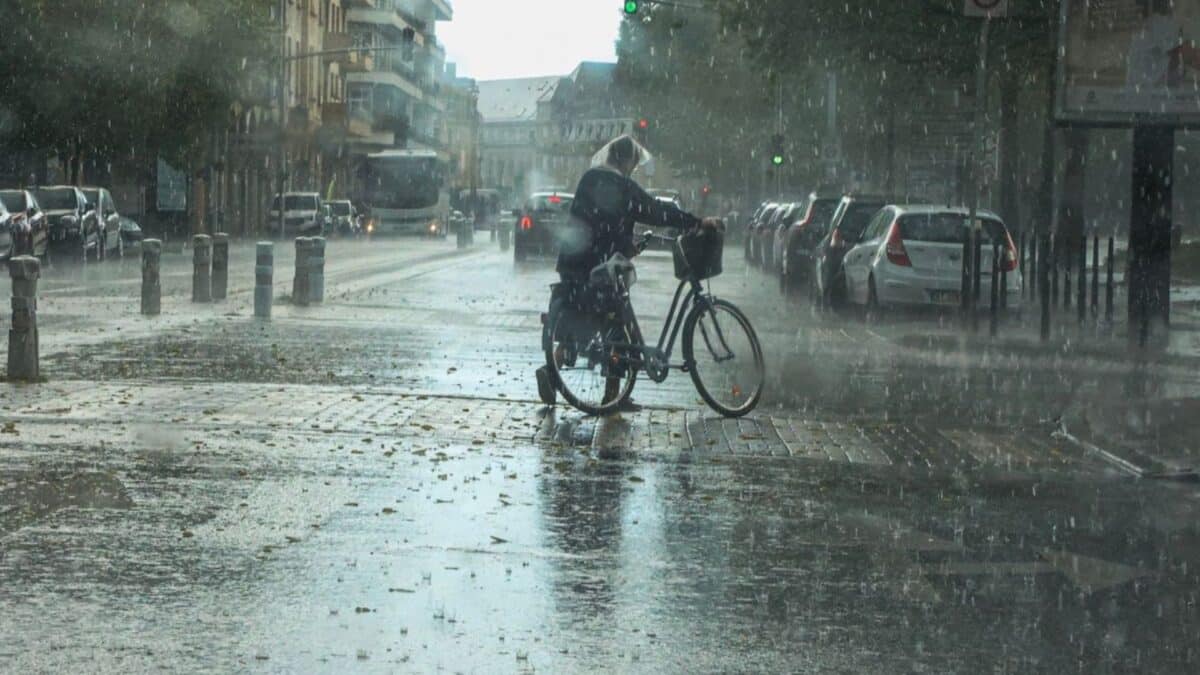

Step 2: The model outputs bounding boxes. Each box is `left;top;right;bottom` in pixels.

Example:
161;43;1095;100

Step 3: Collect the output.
779;193;841;295
810;195;899;308
513;191;574;262
118;216;144;247
768;202;805;273
33;185;102;261
81;187;126;259
0;189;50;261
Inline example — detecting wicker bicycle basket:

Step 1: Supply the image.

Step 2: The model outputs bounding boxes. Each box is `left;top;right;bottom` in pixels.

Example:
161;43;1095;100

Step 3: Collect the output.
673;228;724;281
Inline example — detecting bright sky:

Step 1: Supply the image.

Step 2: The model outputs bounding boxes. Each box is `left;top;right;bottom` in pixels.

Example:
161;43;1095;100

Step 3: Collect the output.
439;0;621;81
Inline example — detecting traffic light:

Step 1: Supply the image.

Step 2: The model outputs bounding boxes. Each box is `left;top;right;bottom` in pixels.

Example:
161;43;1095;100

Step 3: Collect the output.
623;1;640;15
770;133;786;167
634;117;650;143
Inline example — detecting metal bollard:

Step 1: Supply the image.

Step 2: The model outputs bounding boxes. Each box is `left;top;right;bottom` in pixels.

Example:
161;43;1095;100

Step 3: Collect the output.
1091;236;1100;320
141;239;162;316
293;237;312;306
990;242;1000;337
255;241;273;319
1077;234;1087;325
192;234;212;303
1105;236;1115;325
310;236;326;304
7;256;40;381
211;233;229;301
1040;234;1052;342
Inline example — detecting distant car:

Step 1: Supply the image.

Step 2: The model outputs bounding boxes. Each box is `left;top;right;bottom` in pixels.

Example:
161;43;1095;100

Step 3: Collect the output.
841;205;1021;312
268;192;325;236
758;202;797;270
0;189;50;261
327;199;359;236
513;191;574;262
81;187;127;259
811;195;896;309
33;185;102;261
779;193;841;293
748;203;781;267
744;202;771;262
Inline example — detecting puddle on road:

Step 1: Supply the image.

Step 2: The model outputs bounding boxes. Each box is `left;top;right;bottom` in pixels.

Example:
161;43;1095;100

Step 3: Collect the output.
0;471;133;535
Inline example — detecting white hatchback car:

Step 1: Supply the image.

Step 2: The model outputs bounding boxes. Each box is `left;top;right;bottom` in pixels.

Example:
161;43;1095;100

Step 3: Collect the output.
841;205;1021;311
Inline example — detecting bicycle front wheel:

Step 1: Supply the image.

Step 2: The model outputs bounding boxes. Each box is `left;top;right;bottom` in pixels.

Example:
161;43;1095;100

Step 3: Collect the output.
682;298;764;417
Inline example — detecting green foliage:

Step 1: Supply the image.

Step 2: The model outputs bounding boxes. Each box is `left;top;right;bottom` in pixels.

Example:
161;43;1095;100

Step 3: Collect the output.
0;0;274;170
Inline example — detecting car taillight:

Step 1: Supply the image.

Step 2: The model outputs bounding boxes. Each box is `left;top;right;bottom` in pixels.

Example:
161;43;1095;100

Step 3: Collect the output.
1002;232;1018;272
885;221;911;267
520;216;533;231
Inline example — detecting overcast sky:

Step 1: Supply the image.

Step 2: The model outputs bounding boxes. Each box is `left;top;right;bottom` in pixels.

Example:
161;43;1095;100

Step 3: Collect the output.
439;0;621;81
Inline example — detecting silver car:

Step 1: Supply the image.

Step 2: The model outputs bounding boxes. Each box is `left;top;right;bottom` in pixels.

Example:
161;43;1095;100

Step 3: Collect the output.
841;205;1022;311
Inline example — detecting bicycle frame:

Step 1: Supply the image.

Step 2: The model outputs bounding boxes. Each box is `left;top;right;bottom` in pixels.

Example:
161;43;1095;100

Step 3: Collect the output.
612;277;711;382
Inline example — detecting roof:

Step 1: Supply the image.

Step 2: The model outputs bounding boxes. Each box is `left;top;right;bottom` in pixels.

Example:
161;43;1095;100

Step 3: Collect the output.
892;204;1003;220
476;77;561;123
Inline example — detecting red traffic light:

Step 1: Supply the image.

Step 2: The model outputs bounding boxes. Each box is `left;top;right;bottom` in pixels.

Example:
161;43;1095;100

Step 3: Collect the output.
638;118;650;130
702;185;712;195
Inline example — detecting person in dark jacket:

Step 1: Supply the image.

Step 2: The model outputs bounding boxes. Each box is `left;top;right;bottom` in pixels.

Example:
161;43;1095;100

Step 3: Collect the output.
556;135;703;281
543;135;718;411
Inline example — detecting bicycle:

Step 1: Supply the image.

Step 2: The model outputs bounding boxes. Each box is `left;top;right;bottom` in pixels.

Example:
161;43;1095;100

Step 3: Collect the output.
543;227;765;418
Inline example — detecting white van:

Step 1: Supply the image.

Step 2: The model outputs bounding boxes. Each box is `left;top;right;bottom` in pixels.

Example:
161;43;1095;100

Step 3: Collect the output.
268;192;325;236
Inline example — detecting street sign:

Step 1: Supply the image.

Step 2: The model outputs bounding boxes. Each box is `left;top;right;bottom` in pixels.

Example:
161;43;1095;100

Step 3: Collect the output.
964;0;1007;18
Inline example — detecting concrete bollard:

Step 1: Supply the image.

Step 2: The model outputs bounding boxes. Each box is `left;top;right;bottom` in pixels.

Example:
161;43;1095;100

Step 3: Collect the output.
293;237;312;306
7;256;40;381
255;241;273;319
141;239;162;316
211;232;229;301
192;234;212;303
310;236;326;304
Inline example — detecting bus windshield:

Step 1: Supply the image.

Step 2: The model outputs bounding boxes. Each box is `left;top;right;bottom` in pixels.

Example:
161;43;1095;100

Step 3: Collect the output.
363;156;441;210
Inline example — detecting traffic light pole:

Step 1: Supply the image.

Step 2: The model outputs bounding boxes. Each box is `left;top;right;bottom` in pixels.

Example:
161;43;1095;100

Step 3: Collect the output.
965;17;990;333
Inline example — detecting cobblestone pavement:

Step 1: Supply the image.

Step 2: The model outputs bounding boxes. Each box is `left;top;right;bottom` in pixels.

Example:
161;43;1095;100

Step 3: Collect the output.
2;238;1199;672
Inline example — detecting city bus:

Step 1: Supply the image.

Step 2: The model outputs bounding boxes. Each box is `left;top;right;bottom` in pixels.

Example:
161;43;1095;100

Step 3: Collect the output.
359;149;450;236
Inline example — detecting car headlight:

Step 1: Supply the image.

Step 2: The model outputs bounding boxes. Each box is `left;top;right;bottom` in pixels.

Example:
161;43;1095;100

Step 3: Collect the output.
429;222;438;233
366;222;375;234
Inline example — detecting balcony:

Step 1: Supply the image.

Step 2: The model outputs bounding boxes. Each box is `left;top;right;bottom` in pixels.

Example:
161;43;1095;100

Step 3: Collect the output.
346;7;418;37
343;0;377;7
346;65;423;101
323;31;373;72
322;102;372;138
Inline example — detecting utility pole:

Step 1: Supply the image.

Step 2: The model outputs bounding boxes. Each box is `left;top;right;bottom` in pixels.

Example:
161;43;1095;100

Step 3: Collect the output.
965;16;990;333
276;0;287;240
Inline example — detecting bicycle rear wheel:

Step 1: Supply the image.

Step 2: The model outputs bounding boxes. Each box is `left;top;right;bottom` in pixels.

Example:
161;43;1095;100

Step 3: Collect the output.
545;312;637;416
682;298;764;417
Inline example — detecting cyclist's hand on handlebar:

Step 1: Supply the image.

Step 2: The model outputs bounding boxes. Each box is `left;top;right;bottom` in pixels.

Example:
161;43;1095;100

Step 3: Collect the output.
700;217;726;233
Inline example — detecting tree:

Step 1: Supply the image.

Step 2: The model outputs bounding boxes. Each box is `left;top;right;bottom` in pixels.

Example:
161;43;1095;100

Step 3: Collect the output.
0;0;274;182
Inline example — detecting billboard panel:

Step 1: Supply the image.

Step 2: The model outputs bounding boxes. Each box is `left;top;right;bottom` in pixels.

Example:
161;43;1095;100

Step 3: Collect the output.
1058;0;1200;125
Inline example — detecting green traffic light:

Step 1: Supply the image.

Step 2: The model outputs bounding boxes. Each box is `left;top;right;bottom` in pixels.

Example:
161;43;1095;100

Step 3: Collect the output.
772;155;785;166
624;1;639;15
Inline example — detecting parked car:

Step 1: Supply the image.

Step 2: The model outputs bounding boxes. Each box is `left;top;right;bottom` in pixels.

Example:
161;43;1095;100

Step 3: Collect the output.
744;202;772;263
268;192;325;236
841;205;1021;312
762;202;804;272
750;203;783;267
778;193;841;294
0;189;50;261
810;195;896;309
327;199;359;236
32;185;102;261
81;187;127;259
513;191;574;262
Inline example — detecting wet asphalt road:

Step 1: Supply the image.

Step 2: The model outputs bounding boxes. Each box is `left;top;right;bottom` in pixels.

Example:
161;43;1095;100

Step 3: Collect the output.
1;236;1199;673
